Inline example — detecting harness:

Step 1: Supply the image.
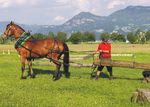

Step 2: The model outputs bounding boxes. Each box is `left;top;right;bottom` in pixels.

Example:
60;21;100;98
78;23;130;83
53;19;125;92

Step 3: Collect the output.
15;32;31;49
14;32;65;65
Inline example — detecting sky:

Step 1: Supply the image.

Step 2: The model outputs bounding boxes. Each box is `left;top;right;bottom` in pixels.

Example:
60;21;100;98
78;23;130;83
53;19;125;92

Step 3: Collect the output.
0;0;150;25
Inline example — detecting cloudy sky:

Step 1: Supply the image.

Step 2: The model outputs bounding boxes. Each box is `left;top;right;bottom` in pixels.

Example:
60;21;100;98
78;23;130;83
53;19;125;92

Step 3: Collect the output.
0;0;150;25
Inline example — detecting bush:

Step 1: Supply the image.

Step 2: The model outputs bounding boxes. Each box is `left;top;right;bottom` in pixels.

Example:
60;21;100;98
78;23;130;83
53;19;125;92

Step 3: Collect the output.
69;32;82;44
55;32;67;42
111;33;126;42
127;32;137;44
82;32;95;42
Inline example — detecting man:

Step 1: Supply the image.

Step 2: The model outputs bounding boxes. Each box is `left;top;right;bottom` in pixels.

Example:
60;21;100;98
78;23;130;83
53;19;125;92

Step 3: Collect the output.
94;38;113;80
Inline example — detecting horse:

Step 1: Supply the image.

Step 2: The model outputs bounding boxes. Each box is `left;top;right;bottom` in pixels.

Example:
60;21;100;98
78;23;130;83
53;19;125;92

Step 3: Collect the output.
2;21;70;81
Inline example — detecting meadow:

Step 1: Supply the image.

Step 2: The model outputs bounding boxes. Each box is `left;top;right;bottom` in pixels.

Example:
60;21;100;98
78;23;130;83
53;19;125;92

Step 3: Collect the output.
0;43;150;107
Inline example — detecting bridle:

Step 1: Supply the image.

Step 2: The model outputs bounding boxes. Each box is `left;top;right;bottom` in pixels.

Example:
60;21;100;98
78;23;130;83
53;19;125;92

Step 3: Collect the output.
3;25;12;37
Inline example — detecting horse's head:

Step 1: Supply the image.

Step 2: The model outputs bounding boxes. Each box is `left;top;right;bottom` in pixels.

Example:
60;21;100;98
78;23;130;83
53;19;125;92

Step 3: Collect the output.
2;21;25;39
2;21;15;39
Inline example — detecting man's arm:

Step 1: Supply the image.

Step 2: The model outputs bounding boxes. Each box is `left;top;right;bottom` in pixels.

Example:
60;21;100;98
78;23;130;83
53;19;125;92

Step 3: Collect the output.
93;50;109;54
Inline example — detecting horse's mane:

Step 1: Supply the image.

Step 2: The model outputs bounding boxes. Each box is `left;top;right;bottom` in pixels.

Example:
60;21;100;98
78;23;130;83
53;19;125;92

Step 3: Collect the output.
7;23;25;32
14;24;25;32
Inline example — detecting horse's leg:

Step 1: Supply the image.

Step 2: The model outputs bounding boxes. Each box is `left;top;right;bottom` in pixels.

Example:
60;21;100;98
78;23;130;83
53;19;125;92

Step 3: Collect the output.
20;56;26;79
53;60;61;81
28;59;35;78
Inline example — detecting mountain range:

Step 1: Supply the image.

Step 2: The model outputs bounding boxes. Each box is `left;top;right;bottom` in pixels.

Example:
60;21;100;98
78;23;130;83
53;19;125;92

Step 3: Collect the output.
0;6;150;37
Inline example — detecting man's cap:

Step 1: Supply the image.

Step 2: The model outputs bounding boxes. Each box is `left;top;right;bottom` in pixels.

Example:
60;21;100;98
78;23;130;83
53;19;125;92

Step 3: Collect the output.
101;38;108;42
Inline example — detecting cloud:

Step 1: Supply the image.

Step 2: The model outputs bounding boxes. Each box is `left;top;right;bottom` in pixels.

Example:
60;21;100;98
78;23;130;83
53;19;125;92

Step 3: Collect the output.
54;16;66;21
107;0;150;9
136;0;150;4
107;0;125;9
0;0;40;8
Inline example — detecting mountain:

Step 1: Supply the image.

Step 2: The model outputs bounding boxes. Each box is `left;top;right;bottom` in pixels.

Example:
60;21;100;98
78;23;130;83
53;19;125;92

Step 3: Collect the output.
0;6;150;36
37;6;150;34
0;21;47;34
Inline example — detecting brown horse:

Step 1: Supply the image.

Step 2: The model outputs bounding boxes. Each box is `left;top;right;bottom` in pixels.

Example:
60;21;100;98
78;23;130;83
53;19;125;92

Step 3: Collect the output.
2;22;70;81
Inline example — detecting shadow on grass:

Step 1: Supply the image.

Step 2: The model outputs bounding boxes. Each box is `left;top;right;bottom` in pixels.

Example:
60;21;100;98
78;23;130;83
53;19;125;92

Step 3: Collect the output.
32;68;66;76
33;68;54;75
91;72;143;81
31;68;67;80
91;72;109;78
31;68;143;81
113;76;143;81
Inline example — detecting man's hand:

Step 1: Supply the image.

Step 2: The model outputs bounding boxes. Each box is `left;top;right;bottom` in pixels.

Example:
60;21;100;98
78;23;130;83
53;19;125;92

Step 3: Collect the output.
93;50;102;54
92;51;97;54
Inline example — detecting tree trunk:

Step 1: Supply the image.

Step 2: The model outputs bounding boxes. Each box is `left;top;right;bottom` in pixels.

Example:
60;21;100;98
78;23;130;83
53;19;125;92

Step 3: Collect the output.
131;89;150;103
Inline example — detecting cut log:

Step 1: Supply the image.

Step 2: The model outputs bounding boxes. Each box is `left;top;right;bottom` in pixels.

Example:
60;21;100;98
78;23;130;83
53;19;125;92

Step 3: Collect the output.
131;89;150;103
93;59;150;70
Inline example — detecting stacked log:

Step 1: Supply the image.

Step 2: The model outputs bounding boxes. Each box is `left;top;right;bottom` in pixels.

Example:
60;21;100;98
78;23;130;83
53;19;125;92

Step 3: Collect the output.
93;59;150;70
131;89;150;103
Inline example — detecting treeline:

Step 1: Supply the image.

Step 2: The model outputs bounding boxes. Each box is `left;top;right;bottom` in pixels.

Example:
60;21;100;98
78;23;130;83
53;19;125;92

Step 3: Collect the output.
0;29;150;44
32;31;96;44
100;29;150;44
32;29;150;44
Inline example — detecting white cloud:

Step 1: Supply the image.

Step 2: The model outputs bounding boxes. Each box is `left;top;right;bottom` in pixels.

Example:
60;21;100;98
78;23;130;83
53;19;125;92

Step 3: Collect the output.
54;16;66;21
0;0;12;8
107;0;150;9
136;0;150;4
107;0;125;9
0;0;39;8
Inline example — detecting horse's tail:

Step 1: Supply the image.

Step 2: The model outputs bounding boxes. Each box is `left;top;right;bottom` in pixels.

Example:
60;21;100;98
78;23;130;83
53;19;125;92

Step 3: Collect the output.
63;42;70;78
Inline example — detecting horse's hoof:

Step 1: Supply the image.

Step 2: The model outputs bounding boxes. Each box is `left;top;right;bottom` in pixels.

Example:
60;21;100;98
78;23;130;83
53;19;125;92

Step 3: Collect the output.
21;76;26;79
109;76;113;80
91;72;96;78
65;73;70;78
30;74;35;78
57;73;62;78
52;77;58;81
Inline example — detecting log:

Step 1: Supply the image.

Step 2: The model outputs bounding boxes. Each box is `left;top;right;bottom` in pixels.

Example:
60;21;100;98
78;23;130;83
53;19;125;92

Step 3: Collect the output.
93;59;150;70
131;89;150;103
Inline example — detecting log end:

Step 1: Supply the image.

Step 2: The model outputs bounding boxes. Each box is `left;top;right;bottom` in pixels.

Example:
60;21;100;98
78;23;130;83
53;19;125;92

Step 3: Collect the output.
131;89;150;103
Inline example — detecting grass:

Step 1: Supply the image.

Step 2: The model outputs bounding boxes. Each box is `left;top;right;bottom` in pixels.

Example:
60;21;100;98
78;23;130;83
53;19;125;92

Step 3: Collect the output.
0;44;150;107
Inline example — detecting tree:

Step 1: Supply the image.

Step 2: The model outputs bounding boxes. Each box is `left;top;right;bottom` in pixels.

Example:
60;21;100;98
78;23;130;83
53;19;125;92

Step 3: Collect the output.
47;32;55;38
55;32;67;42
136;32;146;44
69;32;82;44
32;33;46;39
127;32;137;44
135;28;141;37
82;32;95;42
110;33;126;42
100;32;110;40
145;30;150;41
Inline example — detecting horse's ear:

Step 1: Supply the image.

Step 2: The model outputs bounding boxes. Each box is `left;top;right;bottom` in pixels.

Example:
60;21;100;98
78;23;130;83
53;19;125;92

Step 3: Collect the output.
10;21;14;25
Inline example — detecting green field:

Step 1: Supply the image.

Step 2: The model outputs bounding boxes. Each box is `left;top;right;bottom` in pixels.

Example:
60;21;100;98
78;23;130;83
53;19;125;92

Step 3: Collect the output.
0;44;150;107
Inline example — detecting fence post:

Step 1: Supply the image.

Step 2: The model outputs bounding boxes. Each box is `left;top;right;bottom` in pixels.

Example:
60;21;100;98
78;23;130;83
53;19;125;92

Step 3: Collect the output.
2;50;5;55
8;50;10;55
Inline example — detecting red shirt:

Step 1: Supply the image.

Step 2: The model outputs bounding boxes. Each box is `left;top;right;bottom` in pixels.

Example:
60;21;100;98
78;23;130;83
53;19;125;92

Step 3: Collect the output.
97;42;111;58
